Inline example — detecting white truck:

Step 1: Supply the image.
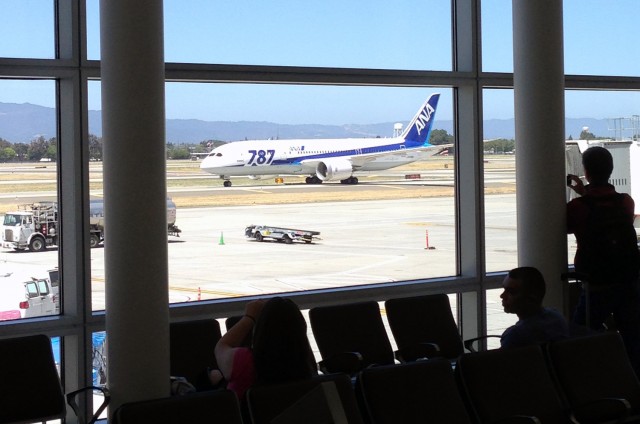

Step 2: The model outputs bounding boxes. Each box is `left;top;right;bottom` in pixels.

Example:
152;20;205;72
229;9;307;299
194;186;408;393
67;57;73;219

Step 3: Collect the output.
0;267;58;321
2;198;181;252
245;225;320;244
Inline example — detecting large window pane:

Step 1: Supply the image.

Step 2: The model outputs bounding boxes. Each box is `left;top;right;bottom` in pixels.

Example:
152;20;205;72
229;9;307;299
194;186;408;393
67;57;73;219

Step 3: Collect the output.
483;88;517;274
0;79;59;321
87;0;452;69
165;0;452;69
482;89;640;276
0;0;55;59
86;82;457;308
481;0;513;73
166;84;456;301
86;0;100;60
483;0;640;77
564;0;640;76
565;90;640;269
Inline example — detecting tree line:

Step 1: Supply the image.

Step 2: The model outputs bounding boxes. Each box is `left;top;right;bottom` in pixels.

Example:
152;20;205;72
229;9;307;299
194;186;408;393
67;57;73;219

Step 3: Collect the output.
0;135;224;163
0;136;57;162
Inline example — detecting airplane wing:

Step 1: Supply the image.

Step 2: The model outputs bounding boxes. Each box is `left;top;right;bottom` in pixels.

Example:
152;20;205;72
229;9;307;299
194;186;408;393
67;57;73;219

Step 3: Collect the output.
300;144;451;170
349;143;452;169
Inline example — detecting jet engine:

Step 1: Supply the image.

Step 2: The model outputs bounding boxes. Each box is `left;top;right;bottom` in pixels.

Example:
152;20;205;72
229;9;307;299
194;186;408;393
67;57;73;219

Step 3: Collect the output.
315;158;353;181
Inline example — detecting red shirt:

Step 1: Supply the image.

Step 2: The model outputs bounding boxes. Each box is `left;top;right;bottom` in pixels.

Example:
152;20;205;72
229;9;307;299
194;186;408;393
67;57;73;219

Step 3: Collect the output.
227;347;256;400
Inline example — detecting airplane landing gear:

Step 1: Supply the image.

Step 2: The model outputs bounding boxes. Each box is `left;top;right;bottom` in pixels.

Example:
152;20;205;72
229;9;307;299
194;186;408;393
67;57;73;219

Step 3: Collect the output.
305;176;323;184
223;180;232;187
340;176;359;184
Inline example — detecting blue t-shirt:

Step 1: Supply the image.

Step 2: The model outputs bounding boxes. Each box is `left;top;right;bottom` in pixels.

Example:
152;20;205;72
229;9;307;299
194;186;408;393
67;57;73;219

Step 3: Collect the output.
501;308;570;349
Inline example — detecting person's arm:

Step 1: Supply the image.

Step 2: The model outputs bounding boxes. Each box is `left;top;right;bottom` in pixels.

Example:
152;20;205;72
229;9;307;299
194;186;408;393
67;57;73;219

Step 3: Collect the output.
623;194;636;221
215;299;265;380
500;324;526;349
567;174;586;196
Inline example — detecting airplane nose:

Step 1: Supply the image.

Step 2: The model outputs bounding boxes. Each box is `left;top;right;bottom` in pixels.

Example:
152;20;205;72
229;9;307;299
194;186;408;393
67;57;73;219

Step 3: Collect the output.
199;157;211;169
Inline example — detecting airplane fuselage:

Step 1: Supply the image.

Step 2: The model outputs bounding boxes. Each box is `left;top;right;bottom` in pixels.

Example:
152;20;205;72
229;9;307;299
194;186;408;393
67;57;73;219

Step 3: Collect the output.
199;94;442;185
200;136;428;177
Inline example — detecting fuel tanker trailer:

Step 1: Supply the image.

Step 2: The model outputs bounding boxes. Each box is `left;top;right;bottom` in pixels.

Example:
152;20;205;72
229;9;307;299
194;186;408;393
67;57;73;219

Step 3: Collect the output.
2;198;181;252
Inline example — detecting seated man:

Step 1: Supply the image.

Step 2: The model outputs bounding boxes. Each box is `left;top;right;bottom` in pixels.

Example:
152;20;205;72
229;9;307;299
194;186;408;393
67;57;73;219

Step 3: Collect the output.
500;266;570;348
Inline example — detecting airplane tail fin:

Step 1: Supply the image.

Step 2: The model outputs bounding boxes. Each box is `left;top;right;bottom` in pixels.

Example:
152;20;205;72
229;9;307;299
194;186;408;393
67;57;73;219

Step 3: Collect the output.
401;93;440;145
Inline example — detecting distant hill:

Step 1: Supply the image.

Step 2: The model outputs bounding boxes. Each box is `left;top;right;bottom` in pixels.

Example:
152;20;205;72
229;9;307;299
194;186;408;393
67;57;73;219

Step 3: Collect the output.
0;102;622;143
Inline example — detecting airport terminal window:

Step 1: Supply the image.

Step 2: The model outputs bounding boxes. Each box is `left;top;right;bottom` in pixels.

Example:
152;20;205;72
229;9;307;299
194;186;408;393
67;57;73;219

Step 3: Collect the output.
481;88;640;276
482;0;640;77
87;81;105;310
482;89;517;274
86;0;100;60
564;89;640;267
165;0;452;69
86;0;453;70
0;0;55;59
0;78;59;321
84;82;459;309
563;0;640;77
480;0;513;73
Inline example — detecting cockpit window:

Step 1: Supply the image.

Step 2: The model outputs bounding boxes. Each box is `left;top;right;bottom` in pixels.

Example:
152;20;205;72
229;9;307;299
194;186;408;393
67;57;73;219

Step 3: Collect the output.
216;153;222;157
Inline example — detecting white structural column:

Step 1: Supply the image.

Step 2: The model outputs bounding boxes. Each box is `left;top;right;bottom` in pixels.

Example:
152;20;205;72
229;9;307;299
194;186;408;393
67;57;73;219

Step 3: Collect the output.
100;0;169;414
512;0;567;310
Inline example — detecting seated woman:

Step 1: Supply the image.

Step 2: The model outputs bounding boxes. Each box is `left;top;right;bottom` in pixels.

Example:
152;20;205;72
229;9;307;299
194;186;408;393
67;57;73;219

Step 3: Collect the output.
214;297;317;399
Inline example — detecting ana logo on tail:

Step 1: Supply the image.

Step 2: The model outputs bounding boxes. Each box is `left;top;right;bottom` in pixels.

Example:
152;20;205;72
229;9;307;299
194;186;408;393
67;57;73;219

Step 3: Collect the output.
402;94;440;144
416;103;436;135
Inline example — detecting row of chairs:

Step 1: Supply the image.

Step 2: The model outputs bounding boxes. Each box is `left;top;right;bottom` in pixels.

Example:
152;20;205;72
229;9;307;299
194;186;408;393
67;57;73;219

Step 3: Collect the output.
119;331;640;423
0;331;354;424
310;295;463;373
3;317;639;423
169;294;463;387
0;294;461;423
358;330;640;423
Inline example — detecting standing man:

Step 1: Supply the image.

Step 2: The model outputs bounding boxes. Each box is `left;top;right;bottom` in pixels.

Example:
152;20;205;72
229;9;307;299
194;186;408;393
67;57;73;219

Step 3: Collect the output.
567;145;640;372
500;266;570;348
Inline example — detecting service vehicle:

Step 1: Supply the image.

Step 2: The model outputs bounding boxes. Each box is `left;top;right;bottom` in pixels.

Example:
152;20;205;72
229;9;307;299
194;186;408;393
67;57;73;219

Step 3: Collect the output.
245;225;320;244
0;268;58;321
2;198;181;252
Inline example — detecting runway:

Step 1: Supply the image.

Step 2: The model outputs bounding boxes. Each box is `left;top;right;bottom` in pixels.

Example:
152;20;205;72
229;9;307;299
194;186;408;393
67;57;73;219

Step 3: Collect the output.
0;156;515;208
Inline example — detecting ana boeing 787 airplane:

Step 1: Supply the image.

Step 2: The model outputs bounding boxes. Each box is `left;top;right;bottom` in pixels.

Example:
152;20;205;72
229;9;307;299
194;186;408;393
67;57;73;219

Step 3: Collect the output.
200;93;445;187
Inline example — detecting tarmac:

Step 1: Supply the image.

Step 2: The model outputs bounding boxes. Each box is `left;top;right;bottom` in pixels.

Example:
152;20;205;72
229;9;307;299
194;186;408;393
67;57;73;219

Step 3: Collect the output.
1;194;529;350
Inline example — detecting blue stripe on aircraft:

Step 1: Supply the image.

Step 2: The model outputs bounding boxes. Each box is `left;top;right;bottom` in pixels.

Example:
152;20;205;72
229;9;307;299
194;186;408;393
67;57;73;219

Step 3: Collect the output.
273;139;432;166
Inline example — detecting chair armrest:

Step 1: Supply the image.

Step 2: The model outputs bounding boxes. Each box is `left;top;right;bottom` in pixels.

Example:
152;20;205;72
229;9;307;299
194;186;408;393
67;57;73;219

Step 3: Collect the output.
394;342;440;362
319;351;363;375
463;335;501;352
67;386;111;424
572;397;631;424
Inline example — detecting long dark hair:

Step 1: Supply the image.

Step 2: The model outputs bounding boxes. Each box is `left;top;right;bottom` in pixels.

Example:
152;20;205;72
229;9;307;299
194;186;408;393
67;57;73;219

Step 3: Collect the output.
252;297;317;385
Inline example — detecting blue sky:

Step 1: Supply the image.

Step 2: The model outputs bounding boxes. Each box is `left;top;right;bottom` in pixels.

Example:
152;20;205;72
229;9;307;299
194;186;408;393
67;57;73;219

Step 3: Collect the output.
1;0;639;126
